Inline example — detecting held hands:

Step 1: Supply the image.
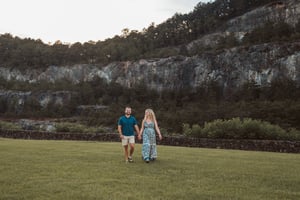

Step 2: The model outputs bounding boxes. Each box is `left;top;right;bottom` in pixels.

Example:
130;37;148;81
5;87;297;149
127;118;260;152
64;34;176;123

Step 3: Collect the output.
137;133;142;140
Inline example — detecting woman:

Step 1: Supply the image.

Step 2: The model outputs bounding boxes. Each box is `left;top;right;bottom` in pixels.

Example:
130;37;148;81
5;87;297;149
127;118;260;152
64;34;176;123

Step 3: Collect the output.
138;109;162;163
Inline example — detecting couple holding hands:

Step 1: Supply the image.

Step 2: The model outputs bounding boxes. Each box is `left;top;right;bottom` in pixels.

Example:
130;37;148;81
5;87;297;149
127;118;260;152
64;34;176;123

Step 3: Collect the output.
117;107;162;163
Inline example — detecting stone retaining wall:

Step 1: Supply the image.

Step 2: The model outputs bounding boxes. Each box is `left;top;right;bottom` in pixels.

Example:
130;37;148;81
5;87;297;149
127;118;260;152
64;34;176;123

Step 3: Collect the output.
1;129;299;153
159;136;300;153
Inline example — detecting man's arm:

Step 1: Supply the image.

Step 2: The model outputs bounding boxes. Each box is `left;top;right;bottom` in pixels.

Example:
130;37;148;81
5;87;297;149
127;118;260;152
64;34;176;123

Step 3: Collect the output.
118;125;124;139
134;124;140;136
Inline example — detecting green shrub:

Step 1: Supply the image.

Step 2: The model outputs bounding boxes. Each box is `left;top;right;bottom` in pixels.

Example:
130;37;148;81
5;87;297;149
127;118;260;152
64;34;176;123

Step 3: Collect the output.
287;128;300;140
191;124;202;136
182;123;192;136
159;127;170;136
190;118;299;140
260;121;286;140
202;119;226;139
55;122;105;134
0;121;22;131
83;126;106;134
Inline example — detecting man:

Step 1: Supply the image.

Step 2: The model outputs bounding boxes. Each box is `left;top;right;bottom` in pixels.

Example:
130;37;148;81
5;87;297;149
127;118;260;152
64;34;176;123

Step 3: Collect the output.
118;106;139;163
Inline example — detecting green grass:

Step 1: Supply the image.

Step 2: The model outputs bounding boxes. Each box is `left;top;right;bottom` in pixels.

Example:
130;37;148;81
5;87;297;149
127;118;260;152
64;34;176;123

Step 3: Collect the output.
0;138;299;200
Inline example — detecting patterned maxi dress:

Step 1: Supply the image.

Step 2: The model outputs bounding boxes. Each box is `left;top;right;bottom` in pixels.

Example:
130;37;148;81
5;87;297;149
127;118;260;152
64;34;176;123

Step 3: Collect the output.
142;121;157;160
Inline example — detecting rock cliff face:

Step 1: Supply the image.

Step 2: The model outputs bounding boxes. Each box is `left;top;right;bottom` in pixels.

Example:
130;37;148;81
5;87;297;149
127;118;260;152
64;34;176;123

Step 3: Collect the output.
1;42;299;92
0;0;300;94
227;0;300;32
187;0;300;50
0;90;75;112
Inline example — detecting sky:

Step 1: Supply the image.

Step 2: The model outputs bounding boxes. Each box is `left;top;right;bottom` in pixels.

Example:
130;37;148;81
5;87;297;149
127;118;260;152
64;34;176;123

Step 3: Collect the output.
0;0;211;44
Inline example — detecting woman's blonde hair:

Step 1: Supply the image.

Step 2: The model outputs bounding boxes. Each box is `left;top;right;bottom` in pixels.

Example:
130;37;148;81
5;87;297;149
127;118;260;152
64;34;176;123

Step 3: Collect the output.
144;108;157;122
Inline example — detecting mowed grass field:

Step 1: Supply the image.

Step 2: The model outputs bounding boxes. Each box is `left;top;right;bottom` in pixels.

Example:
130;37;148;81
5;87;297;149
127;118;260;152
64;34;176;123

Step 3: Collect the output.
0;138;299;200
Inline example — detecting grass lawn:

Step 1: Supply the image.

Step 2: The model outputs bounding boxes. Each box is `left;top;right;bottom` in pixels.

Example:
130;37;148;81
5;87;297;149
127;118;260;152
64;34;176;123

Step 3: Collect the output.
0;138;299;200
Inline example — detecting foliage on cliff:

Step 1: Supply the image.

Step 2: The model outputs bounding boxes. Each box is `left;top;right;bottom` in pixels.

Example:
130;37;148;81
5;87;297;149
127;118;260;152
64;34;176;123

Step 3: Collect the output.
1;76;300;134
0;0;278;69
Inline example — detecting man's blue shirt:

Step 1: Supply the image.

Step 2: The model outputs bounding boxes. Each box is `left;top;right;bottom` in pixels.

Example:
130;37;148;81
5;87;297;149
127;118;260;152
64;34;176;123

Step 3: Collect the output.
118;115;137;136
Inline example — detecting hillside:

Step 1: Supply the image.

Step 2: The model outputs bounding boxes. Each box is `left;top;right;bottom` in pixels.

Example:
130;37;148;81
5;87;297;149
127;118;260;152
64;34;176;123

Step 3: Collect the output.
0;0;300;134
1;0;300;90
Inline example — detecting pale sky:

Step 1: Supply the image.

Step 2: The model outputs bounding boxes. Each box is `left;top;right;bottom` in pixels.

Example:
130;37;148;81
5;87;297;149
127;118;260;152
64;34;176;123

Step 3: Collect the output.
0;0;211;44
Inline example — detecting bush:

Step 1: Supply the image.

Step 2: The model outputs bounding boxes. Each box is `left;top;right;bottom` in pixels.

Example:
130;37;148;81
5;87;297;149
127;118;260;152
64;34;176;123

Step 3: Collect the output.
287;128;300;140
189;118;300;140
191;124;202;136
0;121;22;131
182;123;192;136
241;118;263;139
55;122;105;134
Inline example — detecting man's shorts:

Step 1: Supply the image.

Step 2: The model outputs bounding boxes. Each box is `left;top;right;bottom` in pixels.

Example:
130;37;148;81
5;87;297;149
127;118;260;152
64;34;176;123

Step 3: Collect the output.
122;136;135;146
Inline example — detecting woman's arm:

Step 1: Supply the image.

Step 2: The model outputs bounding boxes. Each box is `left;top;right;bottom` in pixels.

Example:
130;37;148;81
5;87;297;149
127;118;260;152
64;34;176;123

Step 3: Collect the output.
154;119;162;140
138;119;145;140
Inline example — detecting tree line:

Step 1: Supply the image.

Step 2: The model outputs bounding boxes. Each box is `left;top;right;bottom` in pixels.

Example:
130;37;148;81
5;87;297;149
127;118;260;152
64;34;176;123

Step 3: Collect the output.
0;77;299;133
0;0;277;70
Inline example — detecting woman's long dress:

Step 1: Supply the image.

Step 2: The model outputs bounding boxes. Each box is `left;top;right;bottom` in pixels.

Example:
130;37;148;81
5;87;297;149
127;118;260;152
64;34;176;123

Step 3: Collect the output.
142;121;157;160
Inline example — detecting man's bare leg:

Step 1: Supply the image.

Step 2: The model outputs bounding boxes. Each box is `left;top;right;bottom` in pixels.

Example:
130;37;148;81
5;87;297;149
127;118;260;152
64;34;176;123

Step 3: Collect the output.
123;145;129;162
